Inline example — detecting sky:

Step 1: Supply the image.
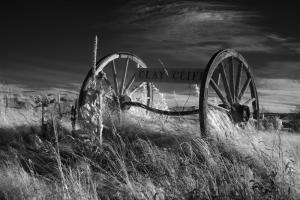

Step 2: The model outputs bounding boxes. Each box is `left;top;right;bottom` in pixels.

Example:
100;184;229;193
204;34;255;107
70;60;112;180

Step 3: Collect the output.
1;0;300;112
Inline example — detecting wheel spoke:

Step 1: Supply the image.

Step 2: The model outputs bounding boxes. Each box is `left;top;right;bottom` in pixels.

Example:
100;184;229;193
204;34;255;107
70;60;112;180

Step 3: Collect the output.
119;58;129;95
129;82;146;96
217;73;221;85
212;68;221;85
147;83;152;106
220;62;233;105
210;79;229;106
207;102;230;113
238;76;251;100
235;62;242;101
242;97;256;105
111;60;119;96
151;83;154;106
229;57;235;102
124;73;136;95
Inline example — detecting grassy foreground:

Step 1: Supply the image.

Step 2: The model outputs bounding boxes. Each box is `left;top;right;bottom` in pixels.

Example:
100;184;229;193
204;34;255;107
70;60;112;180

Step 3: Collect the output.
0;92;299;200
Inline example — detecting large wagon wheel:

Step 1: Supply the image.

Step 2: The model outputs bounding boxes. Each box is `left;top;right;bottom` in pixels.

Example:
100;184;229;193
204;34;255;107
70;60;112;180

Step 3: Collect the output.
78;52;152;123
200;49;259;135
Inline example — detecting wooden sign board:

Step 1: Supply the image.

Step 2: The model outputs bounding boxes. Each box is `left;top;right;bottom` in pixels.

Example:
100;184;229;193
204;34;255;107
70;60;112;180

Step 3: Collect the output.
136;68;204;83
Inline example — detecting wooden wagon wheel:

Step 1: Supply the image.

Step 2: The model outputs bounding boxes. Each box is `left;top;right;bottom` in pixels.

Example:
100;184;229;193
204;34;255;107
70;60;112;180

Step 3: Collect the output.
199;49;259;135
78;52;152;121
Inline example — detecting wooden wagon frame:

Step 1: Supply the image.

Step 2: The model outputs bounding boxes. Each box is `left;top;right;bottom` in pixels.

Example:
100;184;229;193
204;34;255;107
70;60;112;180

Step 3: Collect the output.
78;49;260;137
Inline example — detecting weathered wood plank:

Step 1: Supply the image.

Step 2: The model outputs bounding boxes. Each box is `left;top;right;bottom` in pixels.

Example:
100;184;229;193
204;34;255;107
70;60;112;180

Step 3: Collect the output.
135;68;204;83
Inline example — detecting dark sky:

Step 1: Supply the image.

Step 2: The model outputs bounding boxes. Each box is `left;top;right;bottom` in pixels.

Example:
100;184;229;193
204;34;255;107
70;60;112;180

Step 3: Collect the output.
1;0;300;89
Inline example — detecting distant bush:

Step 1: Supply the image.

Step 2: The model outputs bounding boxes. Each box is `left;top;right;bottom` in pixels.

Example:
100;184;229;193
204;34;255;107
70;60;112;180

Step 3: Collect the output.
260;116;283;131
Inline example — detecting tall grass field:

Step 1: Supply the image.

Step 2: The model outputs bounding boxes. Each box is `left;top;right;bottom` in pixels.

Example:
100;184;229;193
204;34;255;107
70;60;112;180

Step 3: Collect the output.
0;84;299;200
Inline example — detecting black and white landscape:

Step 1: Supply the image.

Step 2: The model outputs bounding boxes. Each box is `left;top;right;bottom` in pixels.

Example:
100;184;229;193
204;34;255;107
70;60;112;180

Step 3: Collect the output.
0;1;299;199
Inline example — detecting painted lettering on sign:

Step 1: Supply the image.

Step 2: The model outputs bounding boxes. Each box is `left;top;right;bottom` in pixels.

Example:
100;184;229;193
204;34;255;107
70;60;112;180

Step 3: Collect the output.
136;68;204;83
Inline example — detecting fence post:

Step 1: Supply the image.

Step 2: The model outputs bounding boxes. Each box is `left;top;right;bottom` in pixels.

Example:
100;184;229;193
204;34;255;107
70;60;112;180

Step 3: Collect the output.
5;88;10;114
58;93;62;118
293;116;296;132
41;102;46;133
71;99;77;134
5;93;8;114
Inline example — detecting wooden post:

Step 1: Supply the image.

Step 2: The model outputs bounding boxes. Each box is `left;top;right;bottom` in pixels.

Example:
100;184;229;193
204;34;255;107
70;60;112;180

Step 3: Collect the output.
71;99;77;134
75;98;78;121
4;94;8;114
4;87;9;114
93;35;98;80
293;115;296;132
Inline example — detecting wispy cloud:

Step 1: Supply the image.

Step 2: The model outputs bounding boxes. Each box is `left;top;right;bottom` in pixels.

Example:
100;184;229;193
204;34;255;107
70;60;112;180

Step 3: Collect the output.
2;0;300;91
97;0;300;112
256;61;300;80
266;34;288;42
93;0;300;78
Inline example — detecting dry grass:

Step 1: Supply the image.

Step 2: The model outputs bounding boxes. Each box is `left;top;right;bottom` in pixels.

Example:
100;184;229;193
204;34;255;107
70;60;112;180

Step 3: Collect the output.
0;87;299;200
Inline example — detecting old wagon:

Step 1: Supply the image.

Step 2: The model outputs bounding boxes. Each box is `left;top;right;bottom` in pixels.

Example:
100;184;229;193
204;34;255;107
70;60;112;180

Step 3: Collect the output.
77;49;259;137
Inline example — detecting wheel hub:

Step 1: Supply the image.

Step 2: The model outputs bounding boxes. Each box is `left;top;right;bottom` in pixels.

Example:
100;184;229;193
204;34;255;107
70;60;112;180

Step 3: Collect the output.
230;103;251;123
118;95;132;110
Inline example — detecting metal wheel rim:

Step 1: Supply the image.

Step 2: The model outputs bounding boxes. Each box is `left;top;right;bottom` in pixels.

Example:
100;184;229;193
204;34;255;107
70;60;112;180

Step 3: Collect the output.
78;52;152;116
199;49;260;136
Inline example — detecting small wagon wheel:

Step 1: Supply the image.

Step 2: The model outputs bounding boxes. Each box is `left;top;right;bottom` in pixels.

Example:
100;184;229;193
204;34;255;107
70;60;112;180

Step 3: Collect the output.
200;49;259;135
78;52;152;120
